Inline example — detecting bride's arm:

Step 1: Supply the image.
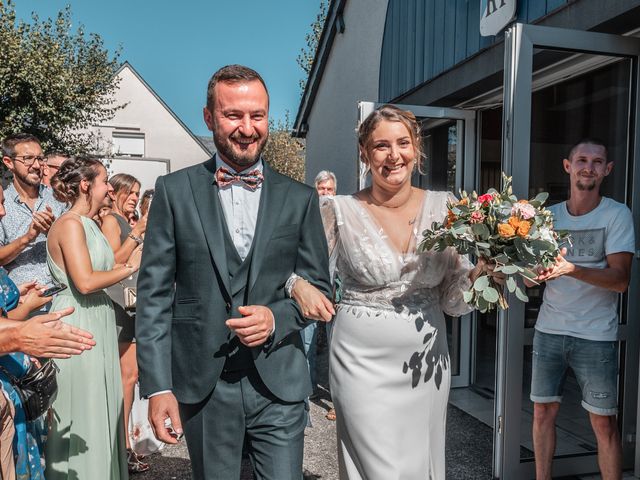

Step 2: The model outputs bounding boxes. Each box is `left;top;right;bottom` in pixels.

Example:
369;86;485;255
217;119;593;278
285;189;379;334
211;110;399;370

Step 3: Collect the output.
289;196;339;321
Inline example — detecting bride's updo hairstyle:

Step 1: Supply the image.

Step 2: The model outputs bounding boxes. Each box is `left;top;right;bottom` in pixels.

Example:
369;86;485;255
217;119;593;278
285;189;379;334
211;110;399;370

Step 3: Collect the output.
357;104;425;173
51;156;105;205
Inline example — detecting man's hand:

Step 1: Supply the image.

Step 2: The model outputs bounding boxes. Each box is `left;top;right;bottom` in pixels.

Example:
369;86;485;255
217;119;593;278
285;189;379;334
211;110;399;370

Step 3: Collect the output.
27;206;55;239
226;305;275;347
148;392;183;444
291;279;335;322
534;248;575;283
16;307;96;358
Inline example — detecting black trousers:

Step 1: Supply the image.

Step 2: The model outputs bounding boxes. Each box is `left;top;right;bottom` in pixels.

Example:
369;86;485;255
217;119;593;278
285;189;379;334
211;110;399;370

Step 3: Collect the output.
179;368;306;480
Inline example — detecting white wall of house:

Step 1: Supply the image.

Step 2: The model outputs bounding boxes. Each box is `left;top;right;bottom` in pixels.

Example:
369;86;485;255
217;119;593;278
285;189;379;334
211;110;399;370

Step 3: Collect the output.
92;64;210;178
304;0;388;194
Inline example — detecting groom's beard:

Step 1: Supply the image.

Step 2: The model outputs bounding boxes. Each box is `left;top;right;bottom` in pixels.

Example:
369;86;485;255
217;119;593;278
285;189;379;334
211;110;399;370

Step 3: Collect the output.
214;130;268;169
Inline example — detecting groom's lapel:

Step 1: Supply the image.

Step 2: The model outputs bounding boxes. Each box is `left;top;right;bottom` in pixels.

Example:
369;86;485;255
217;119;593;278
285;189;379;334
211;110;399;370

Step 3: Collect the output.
248;162;290;293
187;158;231;299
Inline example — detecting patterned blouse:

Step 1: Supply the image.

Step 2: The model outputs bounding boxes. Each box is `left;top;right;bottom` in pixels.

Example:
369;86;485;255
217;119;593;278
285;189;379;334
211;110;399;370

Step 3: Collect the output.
0;268;47;480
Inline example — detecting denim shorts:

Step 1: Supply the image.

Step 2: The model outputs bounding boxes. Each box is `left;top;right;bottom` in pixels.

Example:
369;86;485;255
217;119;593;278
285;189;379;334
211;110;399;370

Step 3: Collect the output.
530;330;619;416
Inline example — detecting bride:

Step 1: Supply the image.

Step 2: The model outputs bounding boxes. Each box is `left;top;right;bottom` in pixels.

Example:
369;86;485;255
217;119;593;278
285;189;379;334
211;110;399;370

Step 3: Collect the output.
292;105;498;479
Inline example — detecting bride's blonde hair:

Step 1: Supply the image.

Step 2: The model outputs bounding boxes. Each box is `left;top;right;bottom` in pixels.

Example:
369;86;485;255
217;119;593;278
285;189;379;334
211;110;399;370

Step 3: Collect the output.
357;105;425;174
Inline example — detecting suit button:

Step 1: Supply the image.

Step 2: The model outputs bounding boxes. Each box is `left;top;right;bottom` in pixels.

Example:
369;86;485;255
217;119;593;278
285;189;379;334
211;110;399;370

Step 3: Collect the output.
225;302;231;313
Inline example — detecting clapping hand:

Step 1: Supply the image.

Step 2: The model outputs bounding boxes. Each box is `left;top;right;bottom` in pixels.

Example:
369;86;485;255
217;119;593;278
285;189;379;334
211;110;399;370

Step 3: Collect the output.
27;206;55;239
126;245;143;272
17;306;96;358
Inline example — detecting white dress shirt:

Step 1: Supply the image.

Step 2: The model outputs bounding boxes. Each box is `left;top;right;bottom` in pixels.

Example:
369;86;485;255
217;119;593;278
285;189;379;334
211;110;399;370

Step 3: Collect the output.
215;156;263;260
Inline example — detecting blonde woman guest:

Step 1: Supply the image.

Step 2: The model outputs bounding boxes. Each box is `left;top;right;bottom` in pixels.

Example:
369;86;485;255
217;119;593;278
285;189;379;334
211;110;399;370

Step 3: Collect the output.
45;157;142;480
291;105;499;479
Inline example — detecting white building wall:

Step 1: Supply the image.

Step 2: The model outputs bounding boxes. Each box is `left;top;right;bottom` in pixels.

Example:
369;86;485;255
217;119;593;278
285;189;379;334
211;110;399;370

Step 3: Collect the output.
304;0;389;194
92;66;210;174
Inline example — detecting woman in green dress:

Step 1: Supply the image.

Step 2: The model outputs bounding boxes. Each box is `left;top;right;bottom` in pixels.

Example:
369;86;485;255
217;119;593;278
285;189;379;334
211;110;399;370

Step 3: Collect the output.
44;157;142;480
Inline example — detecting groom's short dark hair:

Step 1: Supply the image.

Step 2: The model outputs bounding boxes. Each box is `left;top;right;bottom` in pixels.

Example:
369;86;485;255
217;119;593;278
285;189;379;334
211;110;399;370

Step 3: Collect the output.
206;64;269;111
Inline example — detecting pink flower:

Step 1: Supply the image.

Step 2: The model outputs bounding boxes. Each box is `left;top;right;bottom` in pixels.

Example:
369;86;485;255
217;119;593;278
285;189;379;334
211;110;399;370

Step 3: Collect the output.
511;202;536;220
470;211;485;224
477;193;494;206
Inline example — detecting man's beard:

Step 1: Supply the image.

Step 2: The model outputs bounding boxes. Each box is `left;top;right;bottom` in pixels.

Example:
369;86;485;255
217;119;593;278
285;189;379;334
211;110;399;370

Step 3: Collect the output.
214;131;268;169
576;179;596;191
14;168;41;188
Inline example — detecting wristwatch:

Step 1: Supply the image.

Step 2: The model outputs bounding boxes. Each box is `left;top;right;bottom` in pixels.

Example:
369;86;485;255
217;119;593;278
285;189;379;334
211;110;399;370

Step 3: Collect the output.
128;232;143;245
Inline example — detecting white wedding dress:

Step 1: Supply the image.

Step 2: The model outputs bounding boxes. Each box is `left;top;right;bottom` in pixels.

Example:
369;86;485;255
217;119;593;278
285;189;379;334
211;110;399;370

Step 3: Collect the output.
322;191;473;480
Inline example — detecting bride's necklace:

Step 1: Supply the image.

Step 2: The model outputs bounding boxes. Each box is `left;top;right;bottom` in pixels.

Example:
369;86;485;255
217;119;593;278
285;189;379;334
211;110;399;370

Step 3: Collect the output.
366;189;417;226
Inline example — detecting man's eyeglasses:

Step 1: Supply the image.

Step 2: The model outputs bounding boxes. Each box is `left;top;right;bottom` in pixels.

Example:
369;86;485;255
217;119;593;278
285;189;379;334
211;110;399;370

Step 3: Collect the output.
11;155;48;166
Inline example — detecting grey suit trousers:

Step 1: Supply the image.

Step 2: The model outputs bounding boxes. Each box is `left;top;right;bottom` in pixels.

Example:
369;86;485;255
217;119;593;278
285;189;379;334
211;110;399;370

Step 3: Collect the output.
179;368;306;480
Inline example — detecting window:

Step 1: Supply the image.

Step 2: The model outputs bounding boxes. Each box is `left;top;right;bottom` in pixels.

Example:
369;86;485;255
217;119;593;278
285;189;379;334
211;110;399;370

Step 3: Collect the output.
112;132;145;157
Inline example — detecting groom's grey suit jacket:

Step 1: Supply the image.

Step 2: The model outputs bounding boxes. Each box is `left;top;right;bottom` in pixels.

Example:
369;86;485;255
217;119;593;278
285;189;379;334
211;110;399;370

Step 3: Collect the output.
136;158;331;404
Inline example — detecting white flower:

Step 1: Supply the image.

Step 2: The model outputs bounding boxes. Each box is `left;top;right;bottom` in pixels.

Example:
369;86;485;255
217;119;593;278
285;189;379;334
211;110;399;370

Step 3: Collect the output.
538;227;555;243
511;202;536;219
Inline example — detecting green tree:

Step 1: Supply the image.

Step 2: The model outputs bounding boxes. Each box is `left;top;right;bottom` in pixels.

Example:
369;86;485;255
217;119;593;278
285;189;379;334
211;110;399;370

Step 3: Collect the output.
263;112;305;183
0;1;123;154
297;0;329;93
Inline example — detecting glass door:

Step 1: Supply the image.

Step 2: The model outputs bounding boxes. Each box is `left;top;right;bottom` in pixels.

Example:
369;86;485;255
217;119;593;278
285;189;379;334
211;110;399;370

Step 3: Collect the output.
357;102;477;389
498;23;640;478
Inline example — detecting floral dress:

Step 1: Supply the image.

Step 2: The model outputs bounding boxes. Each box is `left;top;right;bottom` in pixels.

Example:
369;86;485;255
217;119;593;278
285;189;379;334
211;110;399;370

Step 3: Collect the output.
0;268;47;480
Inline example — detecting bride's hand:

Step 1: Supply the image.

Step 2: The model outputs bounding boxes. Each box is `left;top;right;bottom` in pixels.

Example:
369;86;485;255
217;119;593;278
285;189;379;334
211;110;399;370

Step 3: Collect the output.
470;258;506;286
291;278;335;322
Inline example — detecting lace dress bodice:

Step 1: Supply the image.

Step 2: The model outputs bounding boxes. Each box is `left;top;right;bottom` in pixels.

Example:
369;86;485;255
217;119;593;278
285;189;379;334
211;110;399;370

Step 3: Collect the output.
321;191;472;317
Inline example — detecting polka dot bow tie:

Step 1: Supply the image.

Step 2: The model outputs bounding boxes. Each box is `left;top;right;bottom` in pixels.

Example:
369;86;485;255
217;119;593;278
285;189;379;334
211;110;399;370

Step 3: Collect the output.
215;167;264;191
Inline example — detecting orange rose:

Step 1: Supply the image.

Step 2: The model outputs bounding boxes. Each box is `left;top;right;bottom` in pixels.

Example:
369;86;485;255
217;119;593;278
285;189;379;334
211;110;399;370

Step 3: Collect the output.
445;210;457;228
458;198;469;206
518;199;529;204
498;223;516;237
508;216;520;229
517;220;532;237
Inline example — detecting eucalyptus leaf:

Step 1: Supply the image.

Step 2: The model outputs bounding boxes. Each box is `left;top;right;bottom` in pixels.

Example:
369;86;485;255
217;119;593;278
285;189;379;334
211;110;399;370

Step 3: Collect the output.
515;286;529;302
498;265;520;275
477;295;489;312
533;192;549;205
473;275;490;291
506;276;517;293
482;286;499;303
462;290;474;303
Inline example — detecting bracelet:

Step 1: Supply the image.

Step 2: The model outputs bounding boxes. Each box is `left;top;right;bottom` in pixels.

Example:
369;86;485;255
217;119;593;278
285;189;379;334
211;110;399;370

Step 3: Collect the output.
128;232;143;245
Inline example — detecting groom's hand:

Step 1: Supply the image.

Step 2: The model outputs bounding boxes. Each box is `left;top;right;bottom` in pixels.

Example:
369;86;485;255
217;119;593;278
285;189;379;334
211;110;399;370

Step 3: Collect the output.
227;305;274;347
149;392;183;444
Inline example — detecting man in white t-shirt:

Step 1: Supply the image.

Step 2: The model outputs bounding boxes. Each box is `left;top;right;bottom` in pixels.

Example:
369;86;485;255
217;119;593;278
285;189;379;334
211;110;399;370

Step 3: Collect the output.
530;139;634;480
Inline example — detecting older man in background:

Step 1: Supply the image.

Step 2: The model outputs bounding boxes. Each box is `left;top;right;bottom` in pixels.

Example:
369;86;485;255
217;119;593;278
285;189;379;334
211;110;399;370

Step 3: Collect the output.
301;170;338;421
314;170;337;196
42;152;68;187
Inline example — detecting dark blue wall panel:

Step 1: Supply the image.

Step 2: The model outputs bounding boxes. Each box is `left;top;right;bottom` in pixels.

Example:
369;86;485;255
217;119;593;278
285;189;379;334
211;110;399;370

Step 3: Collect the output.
379;0;570;101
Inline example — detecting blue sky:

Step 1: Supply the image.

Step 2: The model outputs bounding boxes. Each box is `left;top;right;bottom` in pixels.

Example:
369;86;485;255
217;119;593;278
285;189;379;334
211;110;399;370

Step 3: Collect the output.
14;1;322;136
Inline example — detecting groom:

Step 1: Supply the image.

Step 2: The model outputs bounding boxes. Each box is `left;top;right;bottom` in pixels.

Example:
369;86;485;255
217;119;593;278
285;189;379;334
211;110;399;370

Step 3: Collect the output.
136;64;332;479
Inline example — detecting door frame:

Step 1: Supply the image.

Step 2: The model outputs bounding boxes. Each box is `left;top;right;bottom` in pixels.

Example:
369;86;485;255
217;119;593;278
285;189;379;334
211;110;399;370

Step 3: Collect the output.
497;22;640;478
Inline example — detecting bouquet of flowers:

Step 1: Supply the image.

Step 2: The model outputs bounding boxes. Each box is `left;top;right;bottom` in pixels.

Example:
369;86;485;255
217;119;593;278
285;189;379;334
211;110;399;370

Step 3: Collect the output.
419;173;568;312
